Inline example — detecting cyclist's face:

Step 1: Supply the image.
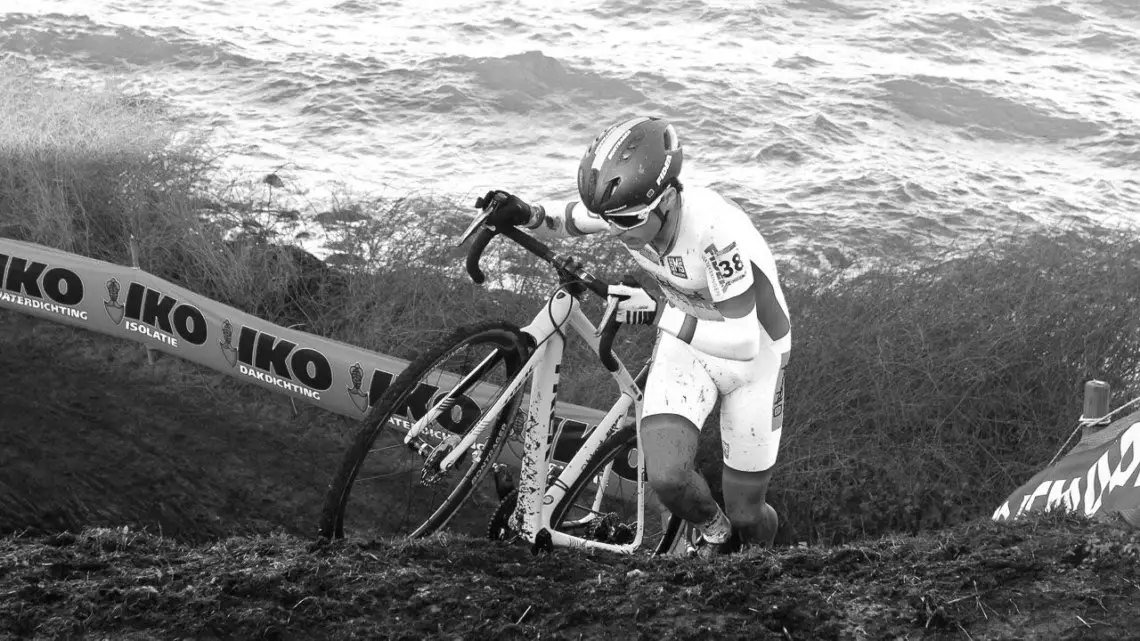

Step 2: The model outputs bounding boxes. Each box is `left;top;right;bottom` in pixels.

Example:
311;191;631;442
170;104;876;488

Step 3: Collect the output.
607;187;676;249
609;210;663;249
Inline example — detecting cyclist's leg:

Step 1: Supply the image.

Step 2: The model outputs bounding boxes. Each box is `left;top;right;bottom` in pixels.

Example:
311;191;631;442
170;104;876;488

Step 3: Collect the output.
639;331;722;528
640;415;715;522
722;465;778;546
717;348;788;547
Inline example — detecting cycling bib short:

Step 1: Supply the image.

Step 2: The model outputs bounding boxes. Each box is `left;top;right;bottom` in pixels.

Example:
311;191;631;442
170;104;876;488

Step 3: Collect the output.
644;329;787;472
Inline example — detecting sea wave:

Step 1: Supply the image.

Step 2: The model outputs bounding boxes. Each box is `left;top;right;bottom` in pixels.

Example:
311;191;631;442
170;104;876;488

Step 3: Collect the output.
463;51;647;104
902;12;1008;42
1075;132;1140;167
278;50;650;123
783;0;877;20
875;75;1102;141
1089;0;1140;20
773;55;825;70
1024;4;1085;24
1062;30;1138;51
3;0;1138;269
0;13;254;69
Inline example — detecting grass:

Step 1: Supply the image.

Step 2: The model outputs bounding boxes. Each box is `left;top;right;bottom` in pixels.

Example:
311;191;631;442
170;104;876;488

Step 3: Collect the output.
3;64;1140;550
4;309;1138;639
775;230;1140;543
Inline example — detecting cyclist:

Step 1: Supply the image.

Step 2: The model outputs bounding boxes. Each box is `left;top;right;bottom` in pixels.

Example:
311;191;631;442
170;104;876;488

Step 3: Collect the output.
476;116;791;556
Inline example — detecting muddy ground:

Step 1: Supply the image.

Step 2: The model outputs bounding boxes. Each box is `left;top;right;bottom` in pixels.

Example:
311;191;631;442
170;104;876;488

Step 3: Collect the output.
1;310;1138;640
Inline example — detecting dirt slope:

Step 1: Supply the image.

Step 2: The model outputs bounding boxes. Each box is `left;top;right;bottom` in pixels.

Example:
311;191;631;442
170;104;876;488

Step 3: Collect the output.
0;310;349;542
1;310;1138;640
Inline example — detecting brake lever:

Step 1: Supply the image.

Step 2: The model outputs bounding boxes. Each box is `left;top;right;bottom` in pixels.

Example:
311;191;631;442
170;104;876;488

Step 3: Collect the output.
457;211;490;247
597;295;620;337
457;193;509;247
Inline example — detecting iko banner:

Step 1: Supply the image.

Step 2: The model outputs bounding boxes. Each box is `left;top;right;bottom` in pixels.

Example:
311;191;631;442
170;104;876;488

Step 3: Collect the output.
0;237;613;469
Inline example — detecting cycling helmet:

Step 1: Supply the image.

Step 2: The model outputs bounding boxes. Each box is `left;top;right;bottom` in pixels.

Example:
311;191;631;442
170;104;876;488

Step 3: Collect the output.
577;116;683;221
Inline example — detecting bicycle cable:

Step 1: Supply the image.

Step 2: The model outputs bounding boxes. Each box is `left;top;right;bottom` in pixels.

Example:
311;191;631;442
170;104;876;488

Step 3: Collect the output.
498;278;589;464
537;277;589;347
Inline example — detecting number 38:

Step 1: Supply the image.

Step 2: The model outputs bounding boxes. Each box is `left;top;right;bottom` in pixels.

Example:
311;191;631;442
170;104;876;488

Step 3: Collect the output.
717;253;744;278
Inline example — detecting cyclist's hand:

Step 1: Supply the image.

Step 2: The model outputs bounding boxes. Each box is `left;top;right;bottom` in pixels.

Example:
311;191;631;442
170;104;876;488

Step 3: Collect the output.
606;279;657;325
474;190;532;228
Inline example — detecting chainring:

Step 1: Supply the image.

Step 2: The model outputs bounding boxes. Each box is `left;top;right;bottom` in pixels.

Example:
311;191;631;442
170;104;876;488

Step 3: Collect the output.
486;489;519;542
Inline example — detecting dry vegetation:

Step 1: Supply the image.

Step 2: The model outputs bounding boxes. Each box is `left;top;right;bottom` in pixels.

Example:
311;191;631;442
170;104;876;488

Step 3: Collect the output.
3;65;1140;639
3;514;1139;640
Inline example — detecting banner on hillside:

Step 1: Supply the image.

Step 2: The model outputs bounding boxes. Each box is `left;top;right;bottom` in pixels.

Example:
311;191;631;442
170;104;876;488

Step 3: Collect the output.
992;411;1140;527
0;237;623;476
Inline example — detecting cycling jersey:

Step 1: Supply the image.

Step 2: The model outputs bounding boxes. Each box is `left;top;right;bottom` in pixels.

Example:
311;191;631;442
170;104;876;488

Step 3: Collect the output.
528;184;792;473
530;185;792;361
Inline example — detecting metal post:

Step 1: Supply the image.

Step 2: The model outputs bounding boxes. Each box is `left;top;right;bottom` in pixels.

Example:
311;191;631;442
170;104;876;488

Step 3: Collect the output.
287;323;306;419
1081;379;1111;428
129;235;158;366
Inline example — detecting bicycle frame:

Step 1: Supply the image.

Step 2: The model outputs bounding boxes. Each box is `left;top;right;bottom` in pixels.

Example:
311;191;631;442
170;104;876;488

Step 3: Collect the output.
402;285;654;554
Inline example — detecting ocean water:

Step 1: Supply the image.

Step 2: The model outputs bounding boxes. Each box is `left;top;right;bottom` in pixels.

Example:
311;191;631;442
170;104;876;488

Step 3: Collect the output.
3;0;1138;268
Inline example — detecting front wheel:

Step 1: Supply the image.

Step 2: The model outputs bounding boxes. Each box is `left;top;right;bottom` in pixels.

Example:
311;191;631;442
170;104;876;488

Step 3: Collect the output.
548;423;685;555
318;321;530;541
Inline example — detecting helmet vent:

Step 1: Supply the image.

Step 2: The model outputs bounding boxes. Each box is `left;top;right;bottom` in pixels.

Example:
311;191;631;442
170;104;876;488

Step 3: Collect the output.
663;124;680;151
585;168;600;205
601;177;621;204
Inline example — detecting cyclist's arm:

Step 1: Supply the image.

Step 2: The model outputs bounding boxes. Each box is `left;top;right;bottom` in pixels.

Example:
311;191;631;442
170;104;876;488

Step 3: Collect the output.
715;291;756;319
703;239;755;310
522;200;609;239
704;236;790;342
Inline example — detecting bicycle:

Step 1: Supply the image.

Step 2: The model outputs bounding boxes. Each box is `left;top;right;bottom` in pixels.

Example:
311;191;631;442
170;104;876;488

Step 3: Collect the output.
317;201;686;555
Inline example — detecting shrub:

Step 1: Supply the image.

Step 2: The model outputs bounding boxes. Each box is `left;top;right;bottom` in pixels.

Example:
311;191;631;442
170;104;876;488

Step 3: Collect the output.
771;230;1140;543
5;66;1139;545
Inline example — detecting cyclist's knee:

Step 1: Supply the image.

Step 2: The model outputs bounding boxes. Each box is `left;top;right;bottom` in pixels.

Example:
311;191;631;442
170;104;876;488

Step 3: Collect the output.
647;463;691;504
639;413;699;492
640;412;698;439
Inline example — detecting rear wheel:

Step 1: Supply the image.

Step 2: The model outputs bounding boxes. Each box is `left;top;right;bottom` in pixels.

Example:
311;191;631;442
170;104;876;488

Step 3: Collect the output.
318;321;530;540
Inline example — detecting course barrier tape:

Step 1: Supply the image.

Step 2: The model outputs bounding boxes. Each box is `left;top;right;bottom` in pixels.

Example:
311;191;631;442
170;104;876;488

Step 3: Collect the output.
0;237;637;481
28;236;1140;526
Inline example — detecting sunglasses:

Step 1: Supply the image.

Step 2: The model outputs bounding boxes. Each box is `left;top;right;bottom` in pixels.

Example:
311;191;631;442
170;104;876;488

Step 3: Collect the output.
602;190;668;230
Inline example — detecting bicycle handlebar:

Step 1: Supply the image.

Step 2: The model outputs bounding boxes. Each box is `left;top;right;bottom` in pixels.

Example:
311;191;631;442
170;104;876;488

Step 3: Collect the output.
464;223;623;372
463;225;496;285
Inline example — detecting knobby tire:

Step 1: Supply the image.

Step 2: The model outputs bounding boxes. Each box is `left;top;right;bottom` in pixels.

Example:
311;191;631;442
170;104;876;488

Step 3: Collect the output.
318;321;530;540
